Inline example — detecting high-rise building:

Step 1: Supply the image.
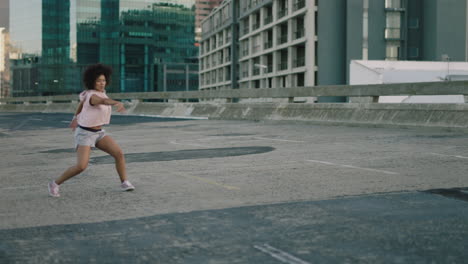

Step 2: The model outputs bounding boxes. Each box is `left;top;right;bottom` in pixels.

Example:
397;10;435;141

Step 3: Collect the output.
195;0;223;44
344;0;468;82
0;0;9;98
0;0;8;29
0;28;7;97
9;0;199;96
200;0;468;102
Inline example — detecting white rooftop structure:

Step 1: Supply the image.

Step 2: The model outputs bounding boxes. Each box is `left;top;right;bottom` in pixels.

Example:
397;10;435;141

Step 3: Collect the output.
350;60;468;103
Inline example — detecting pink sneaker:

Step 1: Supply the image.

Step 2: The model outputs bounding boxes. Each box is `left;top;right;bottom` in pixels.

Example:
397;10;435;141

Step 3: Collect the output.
48;181;60;197
121;180;135;191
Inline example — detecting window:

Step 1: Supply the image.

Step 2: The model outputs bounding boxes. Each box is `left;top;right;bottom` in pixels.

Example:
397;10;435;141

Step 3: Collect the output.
385;0;401;9
408;47;419;58
408;18;419;29
386;44;399;60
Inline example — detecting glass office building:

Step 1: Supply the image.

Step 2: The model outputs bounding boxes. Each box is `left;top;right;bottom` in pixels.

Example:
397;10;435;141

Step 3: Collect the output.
9;0;198;96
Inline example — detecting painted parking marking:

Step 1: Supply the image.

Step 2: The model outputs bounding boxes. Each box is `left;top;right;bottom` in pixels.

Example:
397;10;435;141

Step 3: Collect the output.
136;114;208;120
429;152;468;159
254;244;310;264
306;159;399;175
169;140;209;148
253;137;305;143
0;185;41;190
182;136;305;144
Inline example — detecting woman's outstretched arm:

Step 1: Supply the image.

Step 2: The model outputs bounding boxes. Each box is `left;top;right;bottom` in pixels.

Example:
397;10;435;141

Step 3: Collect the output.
90;95;126;113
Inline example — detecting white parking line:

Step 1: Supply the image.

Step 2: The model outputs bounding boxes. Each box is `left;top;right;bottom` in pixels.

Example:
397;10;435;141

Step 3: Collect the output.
306;159;399;175
0;185;40;190
136;114;208;120
254;244;310;264
253;137;305;143
429;152;468;159
169;140;209;148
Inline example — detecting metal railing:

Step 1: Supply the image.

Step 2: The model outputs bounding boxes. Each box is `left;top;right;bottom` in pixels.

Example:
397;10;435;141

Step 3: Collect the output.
1;81;467;104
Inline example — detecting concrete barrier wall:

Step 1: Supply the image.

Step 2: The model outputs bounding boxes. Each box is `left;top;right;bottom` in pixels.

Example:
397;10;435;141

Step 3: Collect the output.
2;101;468;130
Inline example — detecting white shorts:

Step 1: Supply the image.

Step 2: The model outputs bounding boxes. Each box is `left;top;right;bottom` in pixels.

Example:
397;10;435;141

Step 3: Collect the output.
74;126;107;150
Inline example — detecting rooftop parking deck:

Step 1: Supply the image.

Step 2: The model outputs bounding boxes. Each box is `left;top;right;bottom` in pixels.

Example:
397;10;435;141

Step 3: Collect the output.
1;113;467;263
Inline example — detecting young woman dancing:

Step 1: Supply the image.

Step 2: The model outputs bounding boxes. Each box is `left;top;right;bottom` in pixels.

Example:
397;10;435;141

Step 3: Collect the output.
48;63;135;197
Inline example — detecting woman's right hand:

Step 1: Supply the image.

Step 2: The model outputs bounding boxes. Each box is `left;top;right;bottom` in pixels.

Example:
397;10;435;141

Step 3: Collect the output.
115;102;126;113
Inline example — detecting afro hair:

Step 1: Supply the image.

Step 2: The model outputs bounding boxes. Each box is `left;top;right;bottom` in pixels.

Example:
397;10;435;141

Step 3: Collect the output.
83;63;113;90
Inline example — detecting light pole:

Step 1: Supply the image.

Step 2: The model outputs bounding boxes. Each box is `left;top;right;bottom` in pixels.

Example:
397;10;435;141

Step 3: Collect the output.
442;54;451;81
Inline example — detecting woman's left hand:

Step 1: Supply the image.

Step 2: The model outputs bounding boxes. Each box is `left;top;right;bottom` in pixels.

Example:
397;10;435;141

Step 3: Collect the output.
69;117;78;131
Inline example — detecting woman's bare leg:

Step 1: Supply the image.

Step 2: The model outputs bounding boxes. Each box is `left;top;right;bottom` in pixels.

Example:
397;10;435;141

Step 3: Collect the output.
95;136;127;182
55;145;91;185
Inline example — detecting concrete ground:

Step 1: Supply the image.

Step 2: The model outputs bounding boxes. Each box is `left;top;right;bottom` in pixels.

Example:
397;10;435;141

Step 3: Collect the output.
1;113;467;263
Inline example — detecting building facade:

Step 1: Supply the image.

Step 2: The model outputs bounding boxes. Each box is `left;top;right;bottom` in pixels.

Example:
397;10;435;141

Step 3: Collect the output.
9;0;199;97
200;0;468;102
200;0;311;95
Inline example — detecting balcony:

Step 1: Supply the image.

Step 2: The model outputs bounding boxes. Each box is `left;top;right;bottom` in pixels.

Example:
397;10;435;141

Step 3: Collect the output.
278;35;288;45
294;28;305;39
294;0;305;11
266;64;273;73
264;16;273;25
264;41;273;49
243;26;249;36
253;45;261;54
278;62;288;71
252;22;260;31
293;57;305;67
278;9;288;19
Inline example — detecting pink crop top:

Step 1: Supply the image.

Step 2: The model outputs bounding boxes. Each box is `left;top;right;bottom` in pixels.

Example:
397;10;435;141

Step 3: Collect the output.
77;90;112;127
